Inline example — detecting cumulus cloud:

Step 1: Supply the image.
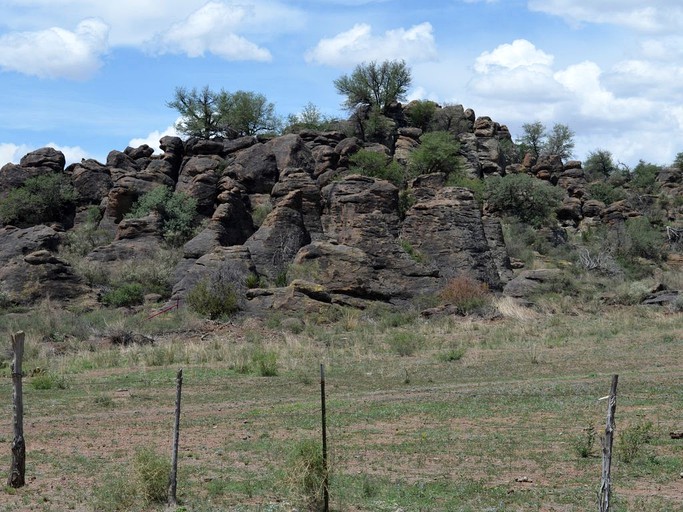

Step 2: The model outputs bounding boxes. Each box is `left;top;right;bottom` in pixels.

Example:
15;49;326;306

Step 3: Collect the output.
0;18;109;79
154;1;272;61
129;124;180;154
528;0;683;33
305;22;437;67
0;143;31;166
474;39;553;73
469;39;562;102
554;61;653;120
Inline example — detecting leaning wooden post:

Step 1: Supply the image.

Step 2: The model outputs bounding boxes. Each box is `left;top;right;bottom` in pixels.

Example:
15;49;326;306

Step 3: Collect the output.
168;368;183;506
7;331;25;488
598;374;618;512
320;364;329;512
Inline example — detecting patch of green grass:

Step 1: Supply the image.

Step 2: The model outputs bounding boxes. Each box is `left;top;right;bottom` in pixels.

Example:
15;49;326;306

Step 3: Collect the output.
30;372;68;390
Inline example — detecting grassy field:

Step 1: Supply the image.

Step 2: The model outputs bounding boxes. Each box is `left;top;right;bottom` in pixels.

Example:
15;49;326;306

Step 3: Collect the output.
0;299;681;511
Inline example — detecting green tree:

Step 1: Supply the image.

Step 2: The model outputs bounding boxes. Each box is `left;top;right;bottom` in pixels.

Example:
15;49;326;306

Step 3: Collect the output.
0;173;77;227
630;160;661;194
545;123;575;160
584;149;617;180
284;102;336;133
673;151;683;170
218;90;280;136
407;131;462;180
485;173;565;227
516;121;575;161
167;86;221;139
334;60;412;114
516;121;546;159
168;86;279;138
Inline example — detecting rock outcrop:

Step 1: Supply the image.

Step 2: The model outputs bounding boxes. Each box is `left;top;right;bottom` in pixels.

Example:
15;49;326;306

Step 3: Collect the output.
4;99;676;315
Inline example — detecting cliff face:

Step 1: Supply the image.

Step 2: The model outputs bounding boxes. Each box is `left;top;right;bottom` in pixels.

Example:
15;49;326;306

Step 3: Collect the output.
0;104;680;313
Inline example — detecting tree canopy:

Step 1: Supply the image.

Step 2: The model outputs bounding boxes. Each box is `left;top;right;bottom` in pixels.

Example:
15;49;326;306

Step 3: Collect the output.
584;149;617;180
334;60;412;114
516;121;575;160
168;86;279;139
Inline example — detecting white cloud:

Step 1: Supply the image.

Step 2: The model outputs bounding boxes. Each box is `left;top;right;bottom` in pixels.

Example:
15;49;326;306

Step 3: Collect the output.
554;61;653;120
154;1;271;60
0;143;31;166
527;0;683;33
474;39;553;73
129;124;180;155
0;18;109;79
305;22;437;67
469;40;562;102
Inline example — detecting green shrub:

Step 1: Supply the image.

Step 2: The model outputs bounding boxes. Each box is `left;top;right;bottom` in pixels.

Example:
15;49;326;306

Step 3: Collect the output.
0;173;77;227
398;189;415;219
400;239;425;263
407;131;462;180
245;273;264;289
630;160;661;194
285;439;326;511
446;174;486;203
251;202;273;227
588;182;626;205
127;186;199;247
405;100;438;131
187;277;239;320
437;347;466;362
485;174;564;227
571;425;596;458
388;331;422;356
624;217;665;261
101;282;145;308
618;421;653;463
349;149;404;187
30;372;68;390
252;348;278;377
134;448;170;503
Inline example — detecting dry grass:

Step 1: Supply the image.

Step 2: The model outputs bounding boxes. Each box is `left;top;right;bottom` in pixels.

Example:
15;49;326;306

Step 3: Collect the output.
0;303;681;511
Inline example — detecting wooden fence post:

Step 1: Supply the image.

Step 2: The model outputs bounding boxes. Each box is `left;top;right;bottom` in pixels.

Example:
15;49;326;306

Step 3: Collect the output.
598;374;618;512
320;364;329;512
8;331;25;488
168;368;183;506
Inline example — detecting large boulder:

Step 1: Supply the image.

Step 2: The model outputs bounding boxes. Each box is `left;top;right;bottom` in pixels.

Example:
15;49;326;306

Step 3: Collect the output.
67;159;113;206
86;212;164;262
0;225;87;304
224;143;279;194
0;147;66;194
267;134;314;172
318;175;440;300
20;147;65;173
176;155;223;216
182;194;254;259
171;245;257;302
271;168;323;241
244;190;310;281
401;186;503;289
503;269;563;298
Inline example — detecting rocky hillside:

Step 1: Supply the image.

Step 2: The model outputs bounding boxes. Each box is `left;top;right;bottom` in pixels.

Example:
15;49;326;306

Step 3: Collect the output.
0;103;681;316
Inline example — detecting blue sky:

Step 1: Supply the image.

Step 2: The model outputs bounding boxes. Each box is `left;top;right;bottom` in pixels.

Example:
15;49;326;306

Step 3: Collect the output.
1;0;682;169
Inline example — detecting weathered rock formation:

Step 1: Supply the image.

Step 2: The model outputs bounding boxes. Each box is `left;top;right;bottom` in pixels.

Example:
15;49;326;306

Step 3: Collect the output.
1;100;679;314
